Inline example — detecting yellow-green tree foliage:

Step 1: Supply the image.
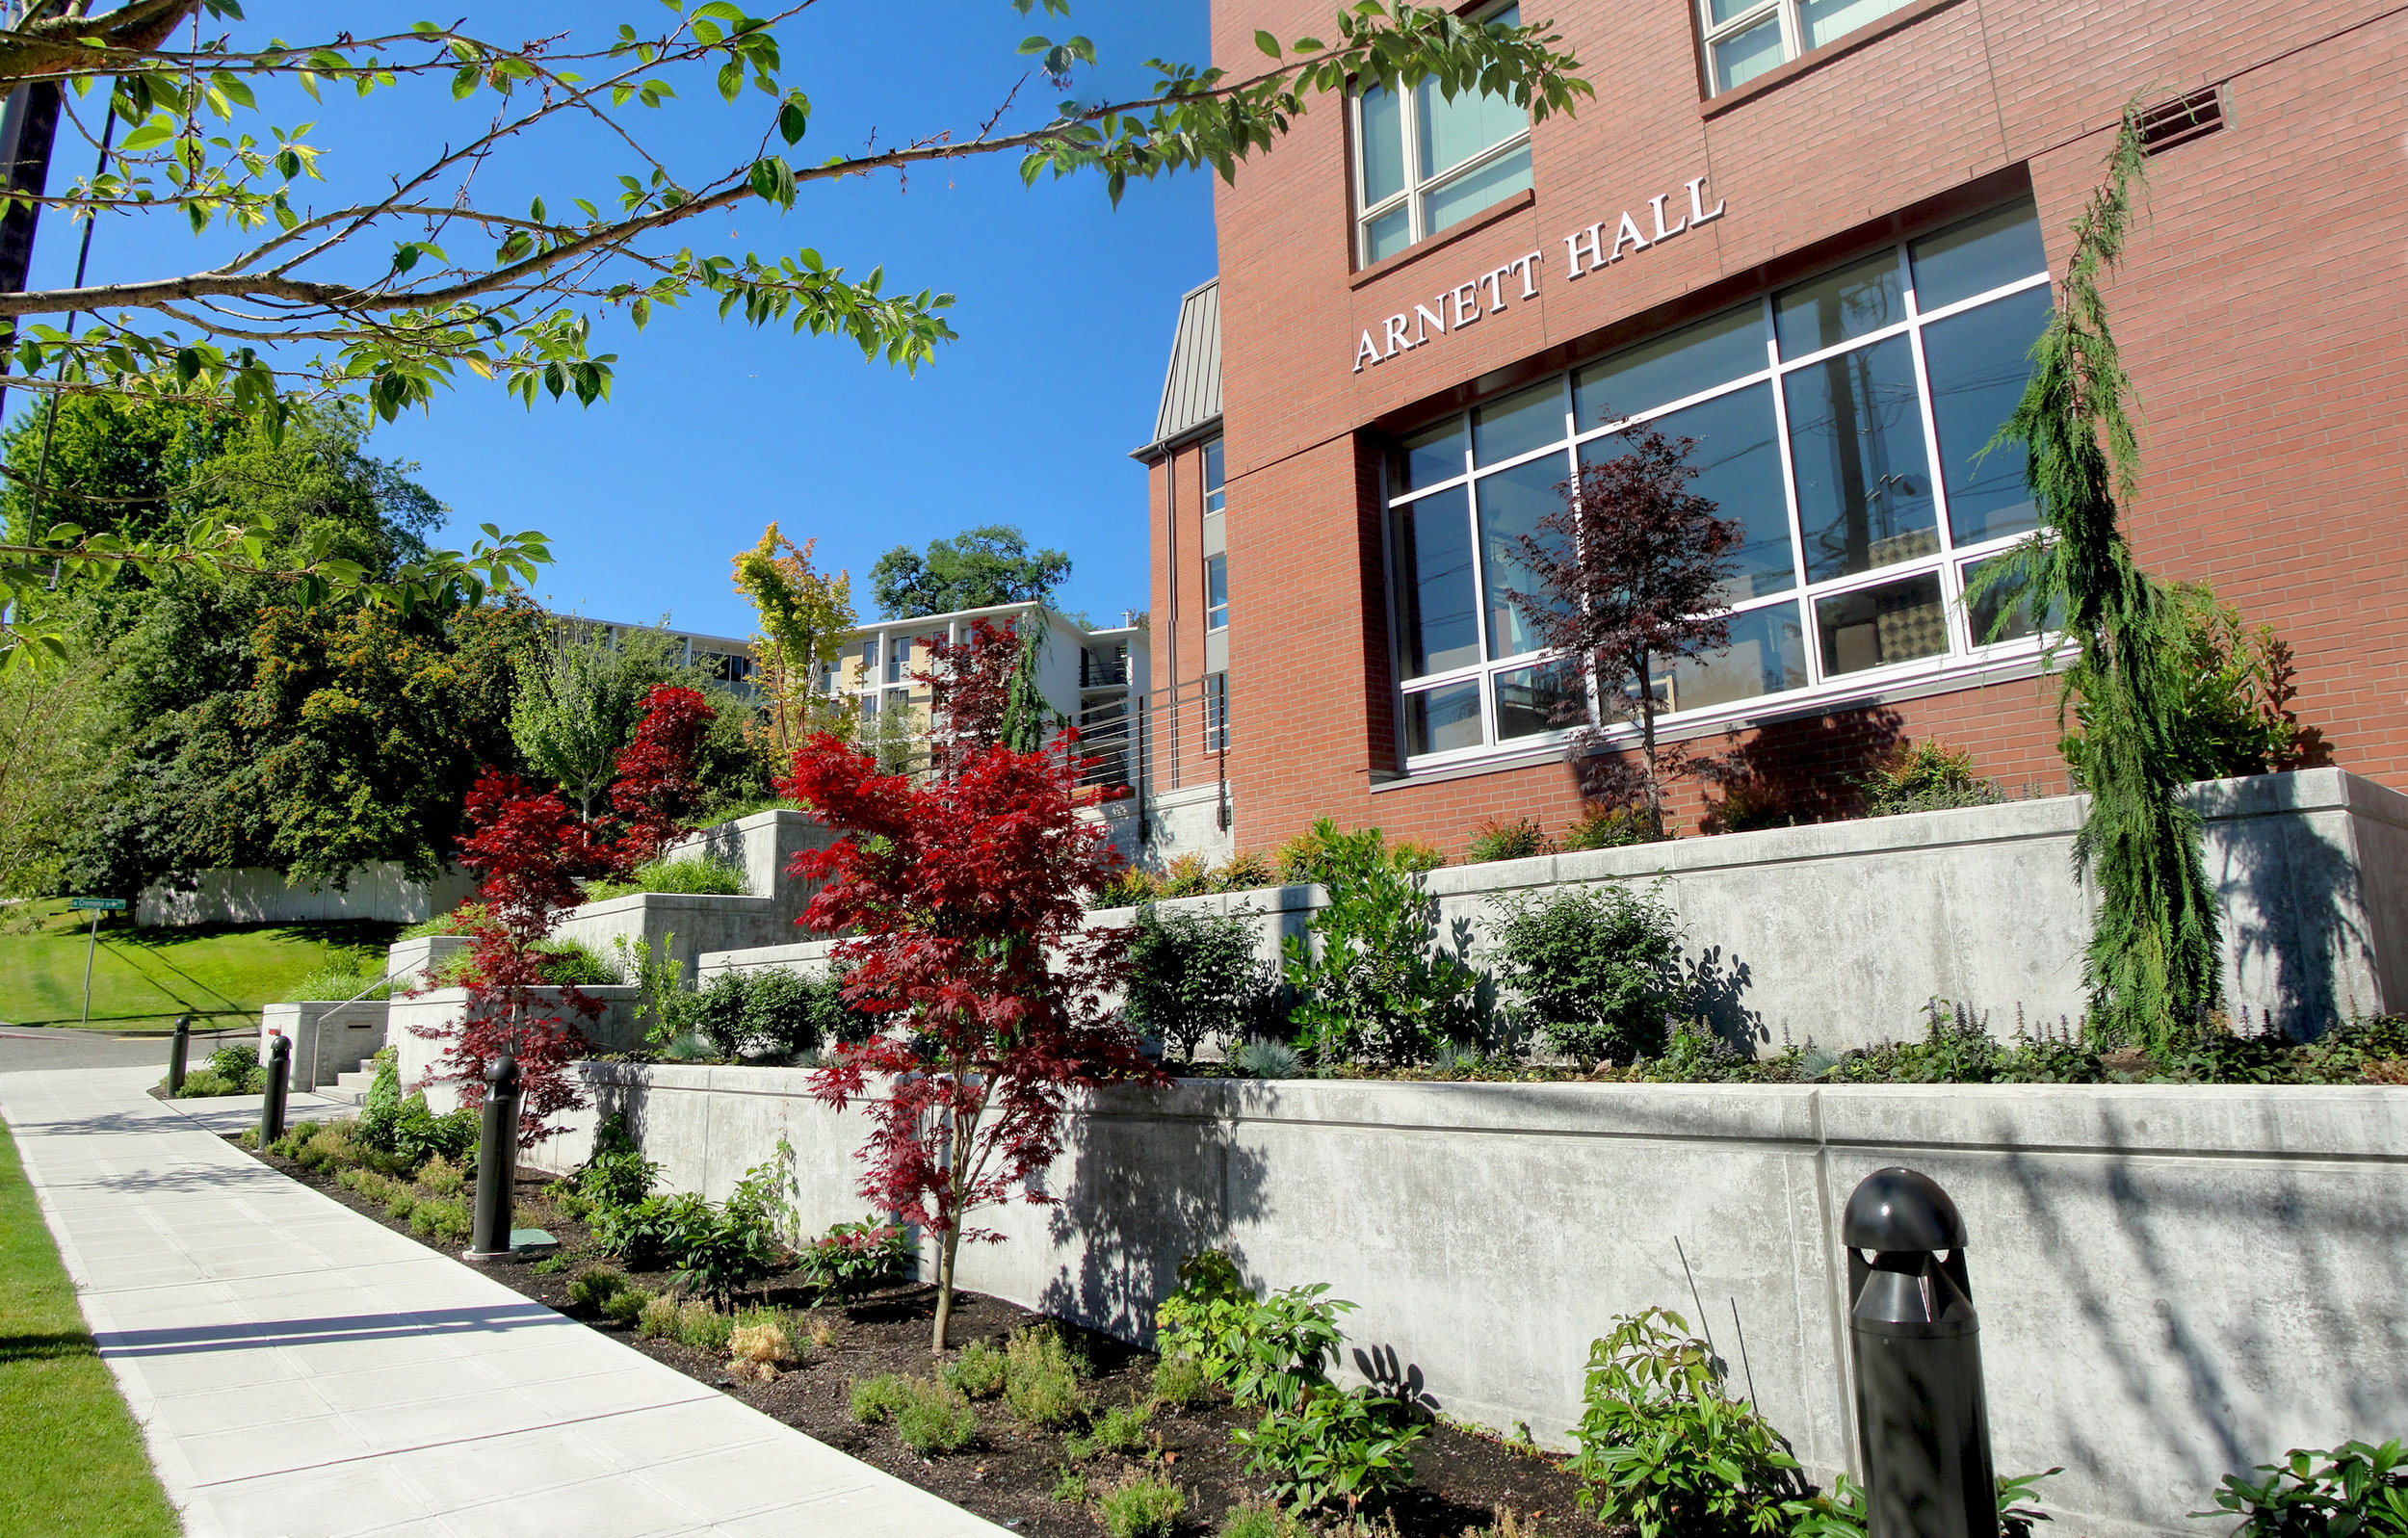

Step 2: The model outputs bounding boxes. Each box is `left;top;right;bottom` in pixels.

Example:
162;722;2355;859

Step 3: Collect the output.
732;525;856;762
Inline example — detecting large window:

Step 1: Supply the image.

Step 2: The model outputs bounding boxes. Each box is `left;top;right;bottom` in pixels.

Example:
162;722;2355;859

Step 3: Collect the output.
1352;4;1531;266
1385;198;2053;768
1202;436;1227;514
1700;0;1920;95
1205;554;1230;632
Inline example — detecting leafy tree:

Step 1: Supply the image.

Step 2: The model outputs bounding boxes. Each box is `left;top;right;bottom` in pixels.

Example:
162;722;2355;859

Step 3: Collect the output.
870;524;1073;619
790;682;1157;1353
731;523;854;761
0;2;1585;662
412;769;609;1145
609;685;716;866
0;636;99;894
0;392;222;547
1507;421;1741;839
1972;105;2221;1049
508;617;760;820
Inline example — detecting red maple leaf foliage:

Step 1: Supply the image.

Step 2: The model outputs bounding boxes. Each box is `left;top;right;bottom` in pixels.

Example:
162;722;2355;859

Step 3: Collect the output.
913;618;1013;770
413;769;610;1146
783;724;1160;1351
610;685;717;868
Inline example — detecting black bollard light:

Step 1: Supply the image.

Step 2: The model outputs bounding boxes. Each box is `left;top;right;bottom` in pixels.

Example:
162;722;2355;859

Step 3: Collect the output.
167;1016;191;1096
465;1054;521;1261
1844;1167;1999;1538
258;1033;291;1146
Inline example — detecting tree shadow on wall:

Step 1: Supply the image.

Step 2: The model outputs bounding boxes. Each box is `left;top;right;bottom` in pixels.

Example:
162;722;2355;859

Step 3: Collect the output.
1694;707;1909;834
1036;1082;1269;1345
1976;1104;2407;1525
1686;945;1766;1052
2206;778;2369;1038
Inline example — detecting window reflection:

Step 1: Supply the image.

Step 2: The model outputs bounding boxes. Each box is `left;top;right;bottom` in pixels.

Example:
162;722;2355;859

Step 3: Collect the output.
1924;286;2050;544
1496;658;1589;741
1776;249;1906;358
1404;680;1484;756
1392;486;1480;677
1477;454;1571;661
1630;382;1794;600
1787;333;1938;581
1659;604;1808;712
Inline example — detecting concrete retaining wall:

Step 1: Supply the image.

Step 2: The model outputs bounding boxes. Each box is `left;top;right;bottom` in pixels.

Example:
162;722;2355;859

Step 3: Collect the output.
257;1001;390;1088
494;1065;2408;1538
138;862;477;928
390;985;646;1099
665;809;839;936
703;769;2408;1053
550;893;782;986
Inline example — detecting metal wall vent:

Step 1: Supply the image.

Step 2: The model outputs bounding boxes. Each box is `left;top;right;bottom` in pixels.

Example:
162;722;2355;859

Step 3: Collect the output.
2137;86;2226;154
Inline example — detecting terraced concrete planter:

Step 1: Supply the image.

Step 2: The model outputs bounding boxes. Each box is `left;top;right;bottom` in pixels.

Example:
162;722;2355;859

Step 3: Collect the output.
389;985;645;1111
550;892;781;985
701;768;2408;1052
666;807;840;935
257;1001;388;1088
384;933;471;988
516;1064;2408;1538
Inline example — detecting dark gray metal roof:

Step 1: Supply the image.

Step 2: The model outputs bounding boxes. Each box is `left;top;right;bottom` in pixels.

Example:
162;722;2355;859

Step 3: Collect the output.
1144;277;1221;455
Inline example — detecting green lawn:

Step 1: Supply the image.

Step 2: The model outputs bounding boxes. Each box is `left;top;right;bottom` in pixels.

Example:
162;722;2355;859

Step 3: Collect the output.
0;899;400;1032
0;1119;182;1536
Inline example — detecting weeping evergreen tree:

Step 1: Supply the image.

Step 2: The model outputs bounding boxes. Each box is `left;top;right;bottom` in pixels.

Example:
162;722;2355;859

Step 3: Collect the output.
1977;103;2222;1049
998;604;1060;756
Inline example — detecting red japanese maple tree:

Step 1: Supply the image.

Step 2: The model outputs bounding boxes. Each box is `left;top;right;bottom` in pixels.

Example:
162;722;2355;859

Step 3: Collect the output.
414;769;611;1146
610;684;717;867
788;707;1157;1352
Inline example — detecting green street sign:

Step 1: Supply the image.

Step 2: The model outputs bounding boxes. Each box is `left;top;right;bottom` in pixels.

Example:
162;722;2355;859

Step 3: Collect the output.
68;898;128;911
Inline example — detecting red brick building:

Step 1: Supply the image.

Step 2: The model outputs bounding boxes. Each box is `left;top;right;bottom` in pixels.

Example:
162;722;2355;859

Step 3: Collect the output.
1133;0;2408;859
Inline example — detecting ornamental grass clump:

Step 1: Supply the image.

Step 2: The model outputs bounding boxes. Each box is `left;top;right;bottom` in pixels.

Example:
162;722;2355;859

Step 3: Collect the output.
566;1265;631;1313
895;1384;980;1456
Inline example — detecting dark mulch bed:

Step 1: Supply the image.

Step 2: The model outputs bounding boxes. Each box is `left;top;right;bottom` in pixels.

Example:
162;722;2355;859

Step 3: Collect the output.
238;1136;1611;1538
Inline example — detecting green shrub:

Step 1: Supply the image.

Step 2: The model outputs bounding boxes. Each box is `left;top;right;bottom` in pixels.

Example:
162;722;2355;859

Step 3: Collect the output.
1281;819;1483;1066
1126;905;1278;1061
1466;816;1554;864
578;1116;661;1210
801;1218;912;1300
1568;1308;1802;1538
602;1287;650;1327
1563;802;1660;850
895;1384;980;1456
1232;1386;1423;1513
1490;884;1681;1066
172;1068;241;1097
1151;1353;1212;1410
851;1372;915;1425
942;1340;1008;1400
566;1265;631;1312
673;1299;734;1355
417;1154;466;1197
1052;1467;1091;1505
690;970;752;1057
208;1044;261;1082
1217;1502;1305;1538
409;1195;472;1243
2196;1442;2408;1538
382;1186;418;1221
1097;1473;1186;1538
1005;1326;1090;1429
399;902;484;940
1860;740;2007;818
1091;1397;1154;1454
740;968;832;1058
583;855;750;902
1158;1252;1351;1414
638;1293;682;1340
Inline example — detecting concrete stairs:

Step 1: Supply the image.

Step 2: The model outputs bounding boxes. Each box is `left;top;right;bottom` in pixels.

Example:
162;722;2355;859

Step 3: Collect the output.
323;1069;375;1108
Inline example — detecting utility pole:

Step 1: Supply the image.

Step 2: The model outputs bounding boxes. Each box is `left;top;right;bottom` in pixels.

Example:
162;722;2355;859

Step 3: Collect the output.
0;79;62;422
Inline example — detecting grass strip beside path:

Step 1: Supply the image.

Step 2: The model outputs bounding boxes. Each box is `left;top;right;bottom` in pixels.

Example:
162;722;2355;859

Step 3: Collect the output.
0;1118;181;1537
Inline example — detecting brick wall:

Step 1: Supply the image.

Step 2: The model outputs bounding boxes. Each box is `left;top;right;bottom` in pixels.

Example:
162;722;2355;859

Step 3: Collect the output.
1170;0;2408;858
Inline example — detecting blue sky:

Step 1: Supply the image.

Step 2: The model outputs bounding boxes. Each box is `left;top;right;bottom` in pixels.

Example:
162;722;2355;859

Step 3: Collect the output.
25;2;1218;638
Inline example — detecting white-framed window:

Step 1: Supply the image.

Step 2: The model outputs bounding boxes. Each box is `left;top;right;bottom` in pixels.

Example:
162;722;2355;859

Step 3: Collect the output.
1385;197;2056;767
1352;3;1531;267
1205;554;1230;633
1202;436;1227;515
1700;0;1920;95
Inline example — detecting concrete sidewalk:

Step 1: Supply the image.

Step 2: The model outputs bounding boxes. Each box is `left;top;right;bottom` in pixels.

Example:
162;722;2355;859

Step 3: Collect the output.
0;1066;1004;1538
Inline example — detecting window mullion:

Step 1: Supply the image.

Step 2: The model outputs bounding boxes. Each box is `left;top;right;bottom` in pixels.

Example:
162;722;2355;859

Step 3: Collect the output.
1760;293;1819;688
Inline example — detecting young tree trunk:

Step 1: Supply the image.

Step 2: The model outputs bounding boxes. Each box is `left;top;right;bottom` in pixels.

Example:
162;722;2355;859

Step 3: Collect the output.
1634;645;1665;837
931;1221;963;1355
